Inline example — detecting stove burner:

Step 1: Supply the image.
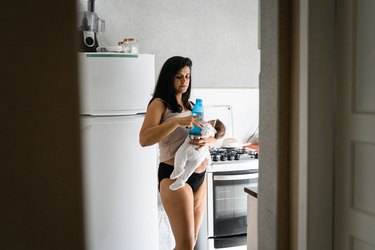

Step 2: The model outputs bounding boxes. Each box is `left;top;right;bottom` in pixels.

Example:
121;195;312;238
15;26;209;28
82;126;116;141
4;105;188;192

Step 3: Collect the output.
209;147;258;162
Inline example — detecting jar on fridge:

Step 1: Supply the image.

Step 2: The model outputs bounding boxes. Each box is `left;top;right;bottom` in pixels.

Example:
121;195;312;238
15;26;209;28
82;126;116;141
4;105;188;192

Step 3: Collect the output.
122;38;139;54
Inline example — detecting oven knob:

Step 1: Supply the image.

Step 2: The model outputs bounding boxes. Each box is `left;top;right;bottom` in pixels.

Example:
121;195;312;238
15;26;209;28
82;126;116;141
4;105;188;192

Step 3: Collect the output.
220;155;226;161
228;154;235;161
235;153;240;160
213;154;220;162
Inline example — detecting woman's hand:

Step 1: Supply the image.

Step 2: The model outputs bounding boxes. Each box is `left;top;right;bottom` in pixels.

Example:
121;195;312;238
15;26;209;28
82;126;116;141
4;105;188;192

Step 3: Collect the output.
176;115;203;130
189;135;216;149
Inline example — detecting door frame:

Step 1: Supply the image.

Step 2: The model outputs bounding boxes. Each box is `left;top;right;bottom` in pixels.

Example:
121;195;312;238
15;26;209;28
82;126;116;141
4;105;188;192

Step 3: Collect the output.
258;0;335;249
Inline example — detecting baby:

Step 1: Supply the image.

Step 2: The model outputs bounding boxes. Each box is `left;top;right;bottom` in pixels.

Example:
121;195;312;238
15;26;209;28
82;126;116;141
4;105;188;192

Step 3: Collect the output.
169;119;226;191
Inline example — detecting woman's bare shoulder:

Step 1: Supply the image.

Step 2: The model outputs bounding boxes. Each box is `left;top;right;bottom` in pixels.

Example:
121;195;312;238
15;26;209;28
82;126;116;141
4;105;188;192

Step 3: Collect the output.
147;98;167;115
148;98;167;111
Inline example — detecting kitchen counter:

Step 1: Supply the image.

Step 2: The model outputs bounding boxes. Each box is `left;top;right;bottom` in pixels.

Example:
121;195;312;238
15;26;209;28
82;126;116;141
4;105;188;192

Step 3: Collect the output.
245;186;258;250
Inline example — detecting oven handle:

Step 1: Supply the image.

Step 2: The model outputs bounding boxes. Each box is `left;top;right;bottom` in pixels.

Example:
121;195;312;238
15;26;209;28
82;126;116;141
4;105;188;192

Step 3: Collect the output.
213;173;258;181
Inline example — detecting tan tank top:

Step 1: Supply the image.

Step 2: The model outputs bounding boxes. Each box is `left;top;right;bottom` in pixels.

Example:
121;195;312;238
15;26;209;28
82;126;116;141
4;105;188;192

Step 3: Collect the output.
158;105;191;163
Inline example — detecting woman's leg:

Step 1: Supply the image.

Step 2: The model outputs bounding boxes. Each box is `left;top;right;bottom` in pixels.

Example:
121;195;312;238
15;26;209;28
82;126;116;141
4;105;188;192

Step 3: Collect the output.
193;178;207;242
160;178;195;250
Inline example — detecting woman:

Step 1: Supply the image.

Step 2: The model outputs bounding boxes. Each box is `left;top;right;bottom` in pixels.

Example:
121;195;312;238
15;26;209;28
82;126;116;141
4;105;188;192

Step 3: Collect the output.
139;56;216;250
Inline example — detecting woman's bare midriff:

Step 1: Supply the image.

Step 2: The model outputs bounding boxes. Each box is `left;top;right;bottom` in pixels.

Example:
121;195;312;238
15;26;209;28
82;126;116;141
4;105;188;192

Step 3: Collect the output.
164;158;207;173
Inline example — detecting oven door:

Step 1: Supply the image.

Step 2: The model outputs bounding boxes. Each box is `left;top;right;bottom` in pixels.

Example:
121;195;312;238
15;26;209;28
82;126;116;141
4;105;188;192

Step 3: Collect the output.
207;170;258;239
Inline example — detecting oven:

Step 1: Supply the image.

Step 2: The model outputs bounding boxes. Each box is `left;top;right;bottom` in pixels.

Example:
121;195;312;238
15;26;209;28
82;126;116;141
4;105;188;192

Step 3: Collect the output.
195;148;258;250
207;169;258;249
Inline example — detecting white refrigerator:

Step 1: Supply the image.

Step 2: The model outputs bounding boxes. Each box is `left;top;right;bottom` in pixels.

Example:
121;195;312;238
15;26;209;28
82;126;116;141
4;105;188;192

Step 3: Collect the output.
79;53;158;250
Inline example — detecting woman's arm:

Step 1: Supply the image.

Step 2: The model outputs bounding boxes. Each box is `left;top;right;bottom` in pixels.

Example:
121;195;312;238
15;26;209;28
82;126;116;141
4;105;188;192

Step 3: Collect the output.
189;136;217;149
139;99;202;147
139;99;176;147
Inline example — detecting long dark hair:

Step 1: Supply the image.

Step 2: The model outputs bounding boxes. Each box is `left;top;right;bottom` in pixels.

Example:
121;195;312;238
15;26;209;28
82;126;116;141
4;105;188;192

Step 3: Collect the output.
150;56;193;112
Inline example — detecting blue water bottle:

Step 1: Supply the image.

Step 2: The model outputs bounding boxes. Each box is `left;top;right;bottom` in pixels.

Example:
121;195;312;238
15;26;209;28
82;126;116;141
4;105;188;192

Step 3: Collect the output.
189;98;204;136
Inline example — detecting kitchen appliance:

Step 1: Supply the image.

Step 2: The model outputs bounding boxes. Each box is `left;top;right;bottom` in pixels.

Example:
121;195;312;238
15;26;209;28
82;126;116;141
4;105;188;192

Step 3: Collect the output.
78;0;105;52
195;106;259;250
209;147;258;163
79;53;158;250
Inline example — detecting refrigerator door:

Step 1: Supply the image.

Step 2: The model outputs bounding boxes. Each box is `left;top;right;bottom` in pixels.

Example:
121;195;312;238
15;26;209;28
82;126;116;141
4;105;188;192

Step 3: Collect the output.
79;53;155;115
81;115;158;250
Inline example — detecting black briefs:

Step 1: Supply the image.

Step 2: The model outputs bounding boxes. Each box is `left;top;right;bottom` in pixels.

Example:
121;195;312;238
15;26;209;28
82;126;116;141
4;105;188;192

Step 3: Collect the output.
158;162;206;192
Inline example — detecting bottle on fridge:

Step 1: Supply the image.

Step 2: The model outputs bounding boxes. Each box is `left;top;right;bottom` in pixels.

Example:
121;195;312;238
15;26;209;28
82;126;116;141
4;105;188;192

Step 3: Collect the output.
78;53;158;250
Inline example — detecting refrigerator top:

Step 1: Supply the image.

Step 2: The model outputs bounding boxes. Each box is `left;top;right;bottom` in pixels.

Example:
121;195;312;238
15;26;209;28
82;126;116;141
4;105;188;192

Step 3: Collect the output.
79;53;155;116
81;53;155;59
81;110;146;116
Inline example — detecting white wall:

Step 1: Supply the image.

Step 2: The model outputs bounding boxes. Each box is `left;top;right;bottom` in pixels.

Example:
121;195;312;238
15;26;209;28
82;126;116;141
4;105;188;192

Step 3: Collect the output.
77;0;260;88
191;88;259;144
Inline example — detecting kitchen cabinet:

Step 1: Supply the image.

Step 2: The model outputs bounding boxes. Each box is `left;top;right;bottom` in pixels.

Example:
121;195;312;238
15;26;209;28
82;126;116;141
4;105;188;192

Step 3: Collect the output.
245;186;258;250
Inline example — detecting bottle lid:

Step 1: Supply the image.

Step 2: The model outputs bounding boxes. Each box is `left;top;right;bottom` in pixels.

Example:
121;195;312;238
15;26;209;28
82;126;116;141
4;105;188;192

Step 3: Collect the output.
123;38;137;42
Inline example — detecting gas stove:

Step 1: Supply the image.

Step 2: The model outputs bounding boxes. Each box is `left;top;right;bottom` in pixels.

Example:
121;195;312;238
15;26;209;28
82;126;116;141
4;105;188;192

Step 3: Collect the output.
207;147;259;172
209;147;258;162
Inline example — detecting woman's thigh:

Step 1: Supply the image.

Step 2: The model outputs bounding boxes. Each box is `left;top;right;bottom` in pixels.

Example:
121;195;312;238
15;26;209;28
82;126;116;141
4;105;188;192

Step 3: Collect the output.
193;178;207;237
160;178;195;247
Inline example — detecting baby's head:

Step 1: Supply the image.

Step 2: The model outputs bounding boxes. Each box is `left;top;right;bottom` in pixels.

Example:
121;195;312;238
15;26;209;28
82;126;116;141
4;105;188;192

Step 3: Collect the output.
208;119;225;139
